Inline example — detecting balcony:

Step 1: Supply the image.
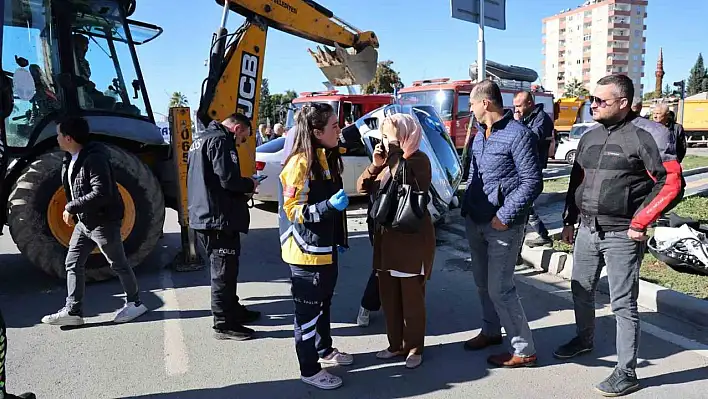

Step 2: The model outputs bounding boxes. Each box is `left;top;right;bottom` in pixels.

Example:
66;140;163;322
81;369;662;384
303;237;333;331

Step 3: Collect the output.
607;59;629;66
610;10;631;17
609;22;631;29
610;48;630;53
609;35;631;41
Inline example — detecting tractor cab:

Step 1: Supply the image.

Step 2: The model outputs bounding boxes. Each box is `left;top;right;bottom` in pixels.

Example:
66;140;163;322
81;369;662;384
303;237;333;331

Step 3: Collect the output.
0;0;162;151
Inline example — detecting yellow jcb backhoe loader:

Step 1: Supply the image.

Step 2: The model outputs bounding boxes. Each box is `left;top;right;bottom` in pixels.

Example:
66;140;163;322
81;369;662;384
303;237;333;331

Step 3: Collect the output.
0;0;377;281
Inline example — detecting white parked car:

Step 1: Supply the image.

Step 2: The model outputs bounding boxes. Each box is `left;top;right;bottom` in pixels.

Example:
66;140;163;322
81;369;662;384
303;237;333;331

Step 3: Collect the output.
253;137;370;202
554;122;596;164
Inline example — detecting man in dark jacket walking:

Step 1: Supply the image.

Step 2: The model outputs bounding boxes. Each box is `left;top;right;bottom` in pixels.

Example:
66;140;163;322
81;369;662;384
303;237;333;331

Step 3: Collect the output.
188;113;260;340
461;80;541;368
653;104;687;163
42;116;148;326
555;74;682;396
513;91;554;247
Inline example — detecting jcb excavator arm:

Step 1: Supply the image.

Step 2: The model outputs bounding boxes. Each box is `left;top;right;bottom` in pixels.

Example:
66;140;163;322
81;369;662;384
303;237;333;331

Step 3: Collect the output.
197;0;379;177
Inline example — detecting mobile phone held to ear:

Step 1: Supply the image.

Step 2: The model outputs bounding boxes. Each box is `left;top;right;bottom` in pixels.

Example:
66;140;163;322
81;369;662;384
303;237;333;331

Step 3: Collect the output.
253;174;267;182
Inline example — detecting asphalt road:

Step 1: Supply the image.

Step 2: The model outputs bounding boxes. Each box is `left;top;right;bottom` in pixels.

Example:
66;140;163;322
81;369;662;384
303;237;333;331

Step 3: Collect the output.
1;204;708;398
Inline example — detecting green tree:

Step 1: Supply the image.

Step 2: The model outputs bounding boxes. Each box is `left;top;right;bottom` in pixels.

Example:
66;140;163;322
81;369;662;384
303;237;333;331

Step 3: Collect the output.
562;78;590;97
258;78;273;126
686;53;708;96
269;90;298;124
643;91;660;101
663;83;672;97
168;91;188;108
361;60;403;94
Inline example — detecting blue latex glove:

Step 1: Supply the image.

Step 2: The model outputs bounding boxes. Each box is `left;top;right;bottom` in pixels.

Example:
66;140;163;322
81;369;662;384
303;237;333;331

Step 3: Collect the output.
337;245;348;254
328;189;349;211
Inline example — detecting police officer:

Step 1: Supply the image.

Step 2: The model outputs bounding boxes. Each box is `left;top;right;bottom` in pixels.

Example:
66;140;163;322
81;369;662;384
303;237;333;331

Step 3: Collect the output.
1;309;35;399
188;112;260;340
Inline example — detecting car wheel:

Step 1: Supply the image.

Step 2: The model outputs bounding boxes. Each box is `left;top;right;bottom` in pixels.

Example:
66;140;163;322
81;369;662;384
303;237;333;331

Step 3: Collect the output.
565;150;576;165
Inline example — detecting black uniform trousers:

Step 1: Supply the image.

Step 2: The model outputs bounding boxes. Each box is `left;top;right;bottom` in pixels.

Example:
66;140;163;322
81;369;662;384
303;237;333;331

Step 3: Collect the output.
197;230;242;330
290;261;338;377
1;308;7;396
360;215;381;312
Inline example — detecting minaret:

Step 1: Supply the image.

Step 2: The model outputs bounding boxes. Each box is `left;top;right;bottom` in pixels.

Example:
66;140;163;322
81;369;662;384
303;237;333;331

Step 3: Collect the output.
655;47;665;96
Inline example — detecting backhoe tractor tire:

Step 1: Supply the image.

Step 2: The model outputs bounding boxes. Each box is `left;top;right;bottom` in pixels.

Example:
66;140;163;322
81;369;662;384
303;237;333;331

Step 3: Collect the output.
7;146;165;282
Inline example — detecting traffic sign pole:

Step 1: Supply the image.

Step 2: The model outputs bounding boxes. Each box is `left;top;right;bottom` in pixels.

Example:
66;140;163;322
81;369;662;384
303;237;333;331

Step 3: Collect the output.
450;0;505;82
477;0;485;81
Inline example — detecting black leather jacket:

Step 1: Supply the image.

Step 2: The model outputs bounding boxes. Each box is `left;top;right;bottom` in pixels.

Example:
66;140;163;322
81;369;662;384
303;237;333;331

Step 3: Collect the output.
62;142;124;229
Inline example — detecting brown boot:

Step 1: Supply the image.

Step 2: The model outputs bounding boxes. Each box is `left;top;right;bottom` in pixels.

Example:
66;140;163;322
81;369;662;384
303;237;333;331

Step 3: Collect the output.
463;333;503;351
487;352;537;368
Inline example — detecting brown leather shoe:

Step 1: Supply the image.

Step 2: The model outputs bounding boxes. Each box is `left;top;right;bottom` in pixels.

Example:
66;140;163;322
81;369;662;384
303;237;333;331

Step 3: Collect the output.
487;353;537;368
463;333;503;351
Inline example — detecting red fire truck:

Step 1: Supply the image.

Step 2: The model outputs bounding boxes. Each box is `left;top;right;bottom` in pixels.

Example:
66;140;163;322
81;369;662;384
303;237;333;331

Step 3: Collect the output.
398;78;555;151
286;90;394;129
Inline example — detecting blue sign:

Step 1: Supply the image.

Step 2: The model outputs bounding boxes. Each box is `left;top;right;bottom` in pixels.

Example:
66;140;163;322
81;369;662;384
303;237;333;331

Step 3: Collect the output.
451;0;507;30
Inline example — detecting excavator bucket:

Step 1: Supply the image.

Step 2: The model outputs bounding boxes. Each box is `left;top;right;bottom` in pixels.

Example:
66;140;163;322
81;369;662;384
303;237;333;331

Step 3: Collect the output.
309;44;378;87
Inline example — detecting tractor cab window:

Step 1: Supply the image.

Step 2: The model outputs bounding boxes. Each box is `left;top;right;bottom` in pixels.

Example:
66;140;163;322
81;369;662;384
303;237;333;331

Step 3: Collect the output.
2;0;62;148
70;9;154;118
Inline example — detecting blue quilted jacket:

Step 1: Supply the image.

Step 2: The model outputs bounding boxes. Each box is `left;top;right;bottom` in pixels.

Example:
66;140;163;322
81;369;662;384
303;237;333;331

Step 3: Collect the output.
462;111;542;226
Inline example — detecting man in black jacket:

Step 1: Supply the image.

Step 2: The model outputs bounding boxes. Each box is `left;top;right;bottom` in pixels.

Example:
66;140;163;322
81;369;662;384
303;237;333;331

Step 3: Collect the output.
188;113;260;340
653;104;687;163
554;75;682;397
513;91;554;247
42;116;148;326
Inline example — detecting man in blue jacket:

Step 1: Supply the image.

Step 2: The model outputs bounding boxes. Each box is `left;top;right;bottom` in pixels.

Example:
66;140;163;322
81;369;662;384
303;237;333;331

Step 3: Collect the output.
461;80;542;368
513;91;555;247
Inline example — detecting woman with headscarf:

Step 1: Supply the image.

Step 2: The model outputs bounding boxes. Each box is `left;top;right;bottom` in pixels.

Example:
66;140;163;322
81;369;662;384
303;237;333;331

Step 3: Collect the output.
356;113;435;369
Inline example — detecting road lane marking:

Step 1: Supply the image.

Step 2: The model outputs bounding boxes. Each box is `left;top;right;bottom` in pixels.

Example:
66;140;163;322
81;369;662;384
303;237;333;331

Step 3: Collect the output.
159;270;189;376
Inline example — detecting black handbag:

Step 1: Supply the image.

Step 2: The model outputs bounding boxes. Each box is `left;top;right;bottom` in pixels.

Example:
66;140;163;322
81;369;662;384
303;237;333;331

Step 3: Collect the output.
390;158;429;233
369;164;401;226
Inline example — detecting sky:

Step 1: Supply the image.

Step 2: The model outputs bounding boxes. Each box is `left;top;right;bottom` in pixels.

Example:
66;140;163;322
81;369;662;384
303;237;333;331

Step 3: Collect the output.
129;0;708;118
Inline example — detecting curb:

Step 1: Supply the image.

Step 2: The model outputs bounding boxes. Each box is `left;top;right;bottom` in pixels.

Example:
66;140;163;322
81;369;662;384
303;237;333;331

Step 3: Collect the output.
683;166;708;178
536;192;565;206
440;213;708;328
535;166;708;208
519;244;708;328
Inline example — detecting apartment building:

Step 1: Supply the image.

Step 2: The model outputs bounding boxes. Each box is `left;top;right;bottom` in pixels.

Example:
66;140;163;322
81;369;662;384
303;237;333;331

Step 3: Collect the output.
542;0;648;101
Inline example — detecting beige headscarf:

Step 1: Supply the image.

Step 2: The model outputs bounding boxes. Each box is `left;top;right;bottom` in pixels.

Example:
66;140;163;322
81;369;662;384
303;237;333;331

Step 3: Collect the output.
380;113;423;185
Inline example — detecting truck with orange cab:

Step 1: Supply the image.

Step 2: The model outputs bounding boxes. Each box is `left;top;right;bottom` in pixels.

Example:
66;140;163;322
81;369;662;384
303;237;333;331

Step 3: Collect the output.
285;90;393;129
398;78;555;152
554;97;593;133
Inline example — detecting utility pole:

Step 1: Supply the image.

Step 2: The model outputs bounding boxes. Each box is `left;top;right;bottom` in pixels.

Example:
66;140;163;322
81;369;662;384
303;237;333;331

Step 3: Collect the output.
477;0;486;81
673;80;685;125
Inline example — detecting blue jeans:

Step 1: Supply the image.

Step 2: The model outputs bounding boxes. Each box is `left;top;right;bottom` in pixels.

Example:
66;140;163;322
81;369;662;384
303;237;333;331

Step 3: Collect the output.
572;224;645;373
465;218;536;357
290;263;338;377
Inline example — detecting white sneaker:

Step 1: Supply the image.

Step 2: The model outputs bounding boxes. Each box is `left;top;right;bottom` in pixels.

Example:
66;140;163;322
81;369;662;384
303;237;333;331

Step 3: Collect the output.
357;307;370;327
318;348;354;366
301;370;343;390
113;302;148;324
41;308;84;326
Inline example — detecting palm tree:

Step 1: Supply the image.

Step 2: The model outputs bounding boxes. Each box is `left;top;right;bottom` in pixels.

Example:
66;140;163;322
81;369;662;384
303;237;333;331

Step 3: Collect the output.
168;92;188;108
563;79;590;97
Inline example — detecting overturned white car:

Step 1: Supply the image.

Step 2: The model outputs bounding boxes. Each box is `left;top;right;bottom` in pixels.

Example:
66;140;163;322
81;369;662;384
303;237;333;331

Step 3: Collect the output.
340;104;464;223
